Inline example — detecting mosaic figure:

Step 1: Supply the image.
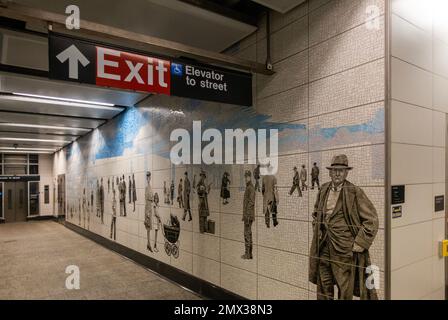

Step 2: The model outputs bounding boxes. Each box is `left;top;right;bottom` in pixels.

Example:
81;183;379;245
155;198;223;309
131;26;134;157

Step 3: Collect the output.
242;170;255;260
253;164;261;192
262;165;279;228
309;154;379;300
163;181;170;204
144;172;154;252
170;180;175;205
110;188;117;240
300;165;308;191
99;178;105;224
311;162;320;190
121;175;127;216
289;166;302;197
220;172;231;205
196;170;211;233
96;180;100;218
177;179;183;208
132;174;137;212
182;172;192;222
153;192;161;252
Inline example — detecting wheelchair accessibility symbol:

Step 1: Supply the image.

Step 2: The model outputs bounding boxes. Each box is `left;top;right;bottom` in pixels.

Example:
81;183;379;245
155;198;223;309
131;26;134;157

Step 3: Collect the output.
171;63;183;76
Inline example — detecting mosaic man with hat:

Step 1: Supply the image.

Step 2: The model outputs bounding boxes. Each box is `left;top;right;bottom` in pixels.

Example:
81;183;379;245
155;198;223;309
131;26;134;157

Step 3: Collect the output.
309;154;379;300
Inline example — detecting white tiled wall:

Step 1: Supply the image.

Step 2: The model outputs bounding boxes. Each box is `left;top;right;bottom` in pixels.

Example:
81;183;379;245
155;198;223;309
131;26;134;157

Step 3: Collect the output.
224;0;384;299
57;0;386;300
390;0;446;300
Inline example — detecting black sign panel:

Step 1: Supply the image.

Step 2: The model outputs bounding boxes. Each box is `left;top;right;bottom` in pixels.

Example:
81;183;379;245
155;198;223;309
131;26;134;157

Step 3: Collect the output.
435;195;445;212
170;61;252;106
48;33;253;106
0;175;40;182
49;35;96;84
391;185;405;205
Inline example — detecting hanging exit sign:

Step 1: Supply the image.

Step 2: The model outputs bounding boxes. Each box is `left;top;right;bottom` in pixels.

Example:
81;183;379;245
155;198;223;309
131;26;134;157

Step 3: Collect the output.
48;33;253;106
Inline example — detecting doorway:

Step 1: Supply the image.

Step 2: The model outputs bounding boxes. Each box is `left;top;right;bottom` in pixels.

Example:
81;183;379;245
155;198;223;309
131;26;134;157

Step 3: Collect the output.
3;182;28;223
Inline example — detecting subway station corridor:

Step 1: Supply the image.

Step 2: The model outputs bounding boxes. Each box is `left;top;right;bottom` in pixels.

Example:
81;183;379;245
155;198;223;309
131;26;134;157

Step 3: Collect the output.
0;0;447;304
0;221;200;300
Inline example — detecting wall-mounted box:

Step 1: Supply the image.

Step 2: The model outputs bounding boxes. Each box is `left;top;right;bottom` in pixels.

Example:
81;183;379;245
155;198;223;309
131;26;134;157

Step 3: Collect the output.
440;240;448;258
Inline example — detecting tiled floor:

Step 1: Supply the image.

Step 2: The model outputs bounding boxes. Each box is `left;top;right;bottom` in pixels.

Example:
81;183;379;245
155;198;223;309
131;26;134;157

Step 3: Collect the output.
0;220;201;300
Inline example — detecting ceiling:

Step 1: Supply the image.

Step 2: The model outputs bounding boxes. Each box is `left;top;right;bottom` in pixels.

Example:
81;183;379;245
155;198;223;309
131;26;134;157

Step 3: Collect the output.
0;0;305;155
0;0;262;154
0;73;132;150
15;0;258;52
0;26;147;153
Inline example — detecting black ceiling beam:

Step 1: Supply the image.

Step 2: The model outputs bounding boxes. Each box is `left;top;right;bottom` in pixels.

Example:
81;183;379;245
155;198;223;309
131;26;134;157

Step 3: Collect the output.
177;0;258;26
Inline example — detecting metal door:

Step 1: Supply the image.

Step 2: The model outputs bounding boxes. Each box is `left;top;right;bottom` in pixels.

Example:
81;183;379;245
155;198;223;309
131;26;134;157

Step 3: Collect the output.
3;182;28;222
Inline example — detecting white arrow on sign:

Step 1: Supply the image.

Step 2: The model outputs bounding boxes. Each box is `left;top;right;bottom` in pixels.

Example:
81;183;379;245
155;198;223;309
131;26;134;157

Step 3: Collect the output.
56;45;90;80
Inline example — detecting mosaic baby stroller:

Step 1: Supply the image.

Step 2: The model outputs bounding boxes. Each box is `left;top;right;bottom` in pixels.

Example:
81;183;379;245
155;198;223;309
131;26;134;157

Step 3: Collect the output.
163;214;180;258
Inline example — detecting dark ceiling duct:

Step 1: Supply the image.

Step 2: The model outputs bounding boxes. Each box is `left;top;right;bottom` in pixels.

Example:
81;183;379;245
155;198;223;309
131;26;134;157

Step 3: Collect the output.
178;0;266;25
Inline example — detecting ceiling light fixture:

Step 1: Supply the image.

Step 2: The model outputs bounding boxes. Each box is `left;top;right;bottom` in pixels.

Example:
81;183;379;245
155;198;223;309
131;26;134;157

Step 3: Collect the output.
0;137;71;143
12;92;115;107
0;123;90;132
7;93;123;111
0;147;57;152
0;150;53;154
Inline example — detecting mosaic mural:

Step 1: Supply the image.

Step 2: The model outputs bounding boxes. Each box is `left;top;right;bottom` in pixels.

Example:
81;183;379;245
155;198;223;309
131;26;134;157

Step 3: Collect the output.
64;94;385;300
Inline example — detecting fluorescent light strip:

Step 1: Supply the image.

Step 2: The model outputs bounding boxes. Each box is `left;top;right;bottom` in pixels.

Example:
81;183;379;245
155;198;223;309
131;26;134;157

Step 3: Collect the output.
7;94;123;111
0;123;90;132
12;92;115;107
0;150;53;154
0;137;71;143
0;147;57;152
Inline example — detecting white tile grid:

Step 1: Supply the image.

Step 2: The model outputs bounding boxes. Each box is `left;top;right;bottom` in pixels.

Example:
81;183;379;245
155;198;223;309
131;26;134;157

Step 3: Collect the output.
391;14;433;72
390;8;448;299
309;0;385;46
238;1;384;299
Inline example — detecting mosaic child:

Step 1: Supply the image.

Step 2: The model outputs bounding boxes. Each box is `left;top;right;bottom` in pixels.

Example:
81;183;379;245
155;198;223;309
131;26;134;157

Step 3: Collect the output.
220;172;231;205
